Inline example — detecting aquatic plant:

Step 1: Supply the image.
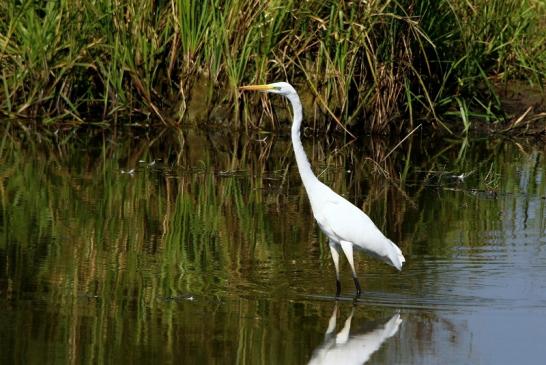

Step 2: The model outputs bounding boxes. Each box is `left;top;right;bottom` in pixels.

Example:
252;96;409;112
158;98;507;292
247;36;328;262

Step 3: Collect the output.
0;0;544;133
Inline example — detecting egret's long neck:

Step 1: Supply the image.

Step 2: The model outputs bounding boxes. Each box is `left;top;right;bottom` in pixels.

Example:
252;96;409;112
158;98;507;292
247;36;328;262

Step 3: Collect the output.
286;93;319;190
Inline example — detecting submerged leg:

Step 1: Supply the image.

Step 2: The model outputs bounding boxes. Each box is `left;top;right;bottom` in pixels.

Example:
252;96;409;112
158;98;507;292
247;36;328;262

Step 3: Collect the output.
340;241;361;297
328;240;342;297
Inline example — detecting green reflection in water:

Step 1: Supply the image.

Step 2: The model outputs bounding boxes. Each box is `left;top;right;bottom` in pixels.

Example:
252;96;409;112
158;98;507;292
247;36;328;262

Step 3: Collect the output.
1;126;545;364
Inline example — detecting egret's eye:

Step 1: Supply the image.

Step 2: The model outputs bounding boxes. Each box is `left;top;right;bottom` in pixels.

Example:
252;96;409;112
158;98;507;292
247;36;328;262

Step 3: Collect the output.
273;86;281;91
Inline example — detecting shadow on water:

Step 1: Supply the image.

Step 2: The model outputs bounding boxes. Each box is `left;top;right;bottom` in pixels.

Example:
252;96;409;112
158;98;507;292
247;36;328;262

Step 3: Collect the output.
0;124;545;364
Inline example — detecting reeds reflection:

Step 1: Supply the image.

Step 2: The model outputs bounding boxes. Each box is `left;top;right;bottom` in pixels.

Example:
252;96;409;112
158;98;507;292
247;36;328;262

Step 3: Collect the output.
1;125;545;364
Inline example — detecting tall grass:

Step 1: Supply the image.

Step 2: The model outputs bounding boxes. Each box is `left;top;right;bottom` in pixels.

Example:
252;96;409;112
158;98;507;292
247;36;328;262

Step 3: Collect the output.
0;0;544;133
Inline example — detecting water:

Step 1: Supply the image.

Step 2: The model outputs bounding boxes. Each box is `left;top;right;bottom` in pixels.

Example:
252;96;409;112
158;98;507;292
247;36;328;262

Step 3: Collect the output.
1;127;545;364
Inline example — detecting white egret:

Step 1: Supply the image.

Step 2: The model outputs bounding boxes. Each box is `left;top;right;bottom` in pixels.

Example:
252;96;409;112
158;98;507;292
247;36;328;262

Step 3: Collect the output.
240;82;405;296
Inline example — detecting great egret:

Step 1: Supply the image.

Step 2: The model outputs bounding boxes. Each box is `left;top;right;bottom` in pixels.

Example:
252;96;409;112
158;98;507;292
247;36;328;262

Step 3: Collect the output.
240;82;405;296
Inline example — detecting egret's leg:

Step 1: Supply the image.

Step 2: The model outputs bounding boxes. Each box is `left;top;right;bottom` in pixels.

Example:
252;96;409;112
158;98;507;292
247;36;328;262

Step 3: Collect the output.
340;241;361;296
328;240;342;297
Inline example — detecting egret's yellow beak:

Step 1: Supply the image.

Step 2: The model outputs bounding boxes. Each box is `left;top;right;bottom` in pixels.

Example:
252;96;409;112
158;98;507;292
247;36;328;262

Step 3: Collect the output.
239;84;275;92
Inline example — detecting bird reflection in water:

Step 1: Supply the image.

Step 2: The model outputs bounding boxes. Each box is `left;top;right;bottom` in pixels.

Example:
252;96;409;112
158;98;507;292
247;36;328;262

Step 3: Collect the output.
308;305;402;365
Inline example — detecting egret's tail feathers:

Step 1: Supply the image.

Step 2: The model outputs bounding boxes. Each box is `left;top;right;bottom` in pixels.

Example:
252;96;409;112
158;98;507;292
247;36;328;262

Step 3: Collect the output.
387;240;405;271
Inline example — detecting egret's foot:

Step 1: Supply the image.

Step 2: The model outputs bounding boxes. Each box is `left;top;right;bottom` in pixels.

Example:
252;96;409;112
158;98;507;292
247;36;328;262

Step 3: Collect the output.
335;279;341;298
353;277;362;297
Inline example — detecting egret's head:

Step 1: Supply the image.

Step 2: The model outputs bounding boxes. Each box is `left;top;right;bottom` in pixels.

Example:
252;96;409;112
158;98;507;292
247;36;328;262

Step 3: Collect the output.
239;82;296;96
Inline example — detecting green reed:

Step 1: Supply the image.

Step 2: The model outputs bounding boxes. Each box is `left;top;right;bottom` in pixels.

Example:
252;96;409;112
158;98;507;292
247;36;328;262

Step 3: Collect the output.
0;0;544;132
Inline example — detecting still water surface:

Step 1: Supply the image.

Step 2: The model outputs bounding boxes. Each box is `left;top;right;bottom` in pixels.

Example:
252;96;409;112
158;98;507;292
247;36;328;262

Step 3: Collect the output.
1;127;545;364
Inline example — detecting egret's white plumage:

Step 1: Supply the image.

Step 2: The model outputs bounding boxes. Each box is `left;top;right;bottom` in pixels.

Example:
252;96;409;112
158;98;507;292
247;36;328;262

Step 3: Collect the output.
240;81;405;296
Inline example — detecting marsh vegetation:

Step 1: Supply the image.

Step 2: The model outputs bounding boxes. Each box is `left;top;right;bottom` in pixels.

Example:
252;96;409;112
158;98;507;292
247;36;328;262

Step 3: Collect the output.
1;0;545;133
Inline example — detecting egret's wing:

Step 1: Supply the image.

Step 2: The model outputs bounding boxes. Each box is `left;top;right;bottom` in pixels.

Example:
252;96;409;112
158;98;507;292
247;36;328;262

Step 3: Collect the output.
317;193;397;261
311;185;405;269
319;194;382;245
